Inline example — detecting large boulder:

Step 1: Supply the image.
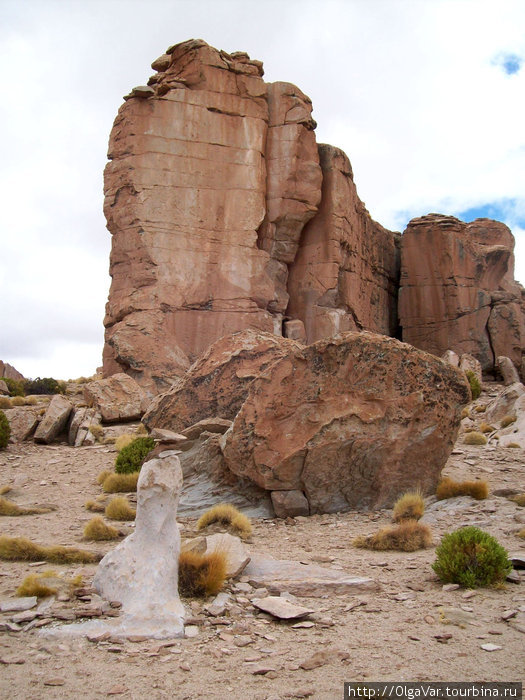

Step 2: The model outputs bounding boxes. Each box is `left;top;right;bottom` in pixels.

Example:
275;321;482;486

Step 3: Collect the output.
4;408;39;442
222;332;470;513
143;329;301;432
34;395;73;444
84;373;148;423
399;214;525;373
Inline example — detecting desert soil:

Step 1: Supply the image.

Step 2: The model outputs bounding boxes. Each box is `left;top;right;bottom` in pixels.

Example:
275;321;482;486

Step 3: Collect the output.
0;381;524;700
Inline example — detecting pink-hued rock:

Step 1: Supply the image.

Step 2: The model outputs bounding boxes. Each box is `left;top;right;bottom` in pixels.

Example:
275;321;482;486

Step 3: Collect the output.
496;356;521;386
143;329;301;432
222;332;470;513
459;354;482;384
399;214;525;372
34;395;73;444
4;408;39;442
286;145;400;343
441;350;460;368
271;490;310;518
0;361;24;381
84;373;148;423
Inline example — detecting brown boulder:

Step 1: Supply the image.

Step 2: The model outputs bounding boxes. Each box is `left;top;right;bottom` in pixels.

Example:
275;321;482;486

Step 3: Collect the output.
84;373;148;423
271;490;310;518
4;408;39;442
34;395;73;444
399;214;525;372
496;356;521;386
0;361;24;381
143;329;301;433
222;332;470;513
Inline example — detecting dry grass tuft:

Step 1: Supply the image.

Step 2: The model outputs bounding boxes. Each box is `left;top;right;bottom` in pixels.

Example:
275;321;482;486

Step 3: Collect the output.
509;493;525;507
197;503;252;539
97;470;111;486
114;434;136;452
392;491;425;522
463;431;487;446
506;442;521;448
89;423;104;441
105;496;136;521
16;573;57;598
500;414;517;428
0;496;55;516
0;485;12;495
178;549;227;597
518;528;525;539
436;477;489;501
0;536;100;564
24;396;38;406
83;516;121;541
460;407;470;419
85;499;106;513
0;397;12;409
353;519;432;552
10;396;25;407
474;405;487;413
479;422;495;434
102;472;139;493
135;423;149;436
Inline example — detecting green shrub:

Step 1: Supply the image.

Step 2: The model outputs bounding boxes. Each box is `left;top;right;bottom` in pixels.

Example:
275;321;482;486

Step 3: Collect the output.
115;437;155;474
1;377;25;396
23;377;65;395
0;411;10;449
432;526;511;588
465;370;481;400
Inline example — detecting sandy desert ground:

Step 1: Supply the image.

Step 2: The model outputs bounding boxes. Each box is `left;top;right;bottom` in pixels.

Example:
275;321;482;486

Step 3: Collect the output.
0;380;524;700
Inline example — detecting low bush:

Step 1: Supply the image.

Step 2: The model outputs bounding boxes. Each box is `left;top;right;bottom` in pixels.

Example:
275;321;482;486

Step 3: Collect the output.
0;410;11;449
10;396;25;407
178;549;227;597
23;377;65;395
0;397;12;409
464;431;487;446
105;496;136;521
0;536;100;564
115;437;155;474
1;377;25;396
24;396;38;406
85;499;106;513
500;415;517;428
353;519;432;552
432;526;511;587
102;472;139;493
83;516;121;541
97;470;112;486
465;371;481;400
392;491;425;522
197;503;252;539
436;477;488;500
0;497;55;516
89;423;104;441
479;421;495;434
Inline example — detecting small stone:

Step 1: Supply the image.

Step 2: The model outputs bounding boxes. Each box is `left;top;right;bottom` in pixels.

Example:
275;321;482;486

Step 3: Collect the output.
234;635;253;647
292;621;315;629
0;597;37;612
0;656;25;665
506;570;521;584
480;643;502;652
87;632;111;643
10;610;38;624
180;662;191;672
251;596;314;620
251;664;277;675
184;625;199;638
442;584;460;592
434;633;453;643
107;686;129;696
462;590;476;599
501;610;518;621
43;678;65;686
299;649;349;670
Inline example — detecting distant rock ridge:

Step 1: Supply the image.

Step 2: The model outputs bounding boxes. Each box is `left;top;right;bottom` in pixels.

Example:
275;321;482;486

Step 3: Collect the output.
102;39;524;392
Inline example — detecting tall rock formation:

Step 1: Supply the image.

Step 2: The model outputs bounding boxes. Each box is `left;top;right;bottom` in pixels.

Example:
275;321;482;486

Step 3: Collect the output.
102;39;399;393
399;214;525;371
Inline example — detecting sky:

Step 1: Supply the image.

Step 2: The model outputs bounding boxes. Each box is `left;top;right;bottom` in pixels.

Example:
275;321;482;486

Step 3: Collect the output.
1;0;524;380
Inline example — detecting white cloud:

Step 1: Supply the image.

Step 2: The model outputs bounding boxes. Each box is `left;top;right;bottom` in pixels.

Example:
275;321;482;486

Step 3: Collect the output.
1;0;524;378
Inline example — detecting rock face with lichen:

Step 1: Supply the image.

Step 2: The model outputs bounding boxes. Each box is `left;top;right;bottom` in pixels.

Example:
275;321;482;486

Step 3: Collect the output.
102;39;399;393
399;214;525;372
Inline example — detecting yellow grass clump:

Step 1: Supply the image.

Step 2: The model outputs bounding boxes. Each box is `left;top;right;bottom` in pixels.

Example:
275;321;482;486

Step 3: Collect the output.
500;415;517;428
460;407;470;419
97;470;112;486
16;572;58;598
479;422;495;434
135;423;149;436
105;496;136;521
509;493;525;507
114;434;135;452
89;423;104;441
83;516;121;541
436;477;489;500
102;472;139;493
85;499;106;513
0;485;12;495
392;491;425;523
24;396;38;406
353;520;432;552
506;442;521;448
178;549;227;598
518;528;525;539
0;397;12;409
0;536;100;564
196;503;252;539
463;431;487;446
474;405;487;413
0;496;55;516
10;396;25;407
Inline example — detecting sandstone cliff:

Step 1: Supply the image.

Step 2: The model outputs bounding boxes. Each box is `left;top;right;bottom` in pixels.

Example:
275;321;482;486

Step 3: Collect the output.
102;39;399;393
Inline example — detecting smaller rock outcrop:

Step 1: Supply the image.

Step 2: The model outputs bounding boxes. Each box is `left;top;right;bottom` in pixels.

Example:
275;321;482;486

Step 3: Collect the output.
84;373;148;423
0;361;24;381
34;395;73;444
143;330;301;433
93;449;185;639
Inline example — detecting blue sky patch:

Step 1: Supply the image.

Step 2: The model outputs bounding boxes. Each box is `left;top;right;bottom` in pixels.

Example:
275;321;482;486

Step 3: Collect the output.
456;199;525;229
492;52;523;75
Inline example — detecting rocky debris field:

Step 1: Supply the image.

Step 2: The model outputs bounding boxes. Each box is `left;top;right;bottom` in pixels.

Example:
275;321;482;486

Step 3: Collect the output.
0;382;524;700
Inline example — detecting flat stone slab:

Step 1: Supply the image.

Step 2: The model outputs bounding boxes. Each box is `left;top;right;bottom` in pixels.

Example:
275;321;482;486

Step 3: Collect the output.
40;614;185;641
0;597;38;613
243;555;378;597
251;596;314;619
